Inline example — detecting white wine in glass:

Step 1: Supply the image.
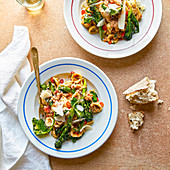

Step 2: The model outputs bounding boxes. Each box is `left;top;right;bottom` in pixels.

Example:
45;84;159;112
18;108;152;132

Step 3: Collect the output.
16;0;44;11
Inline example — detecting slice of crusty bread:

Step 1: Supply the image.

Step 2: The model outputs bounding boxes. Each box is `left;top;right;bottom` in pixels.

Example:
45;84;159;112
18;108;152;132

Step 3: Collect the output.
123;77;158;104
123;77;150;95
128;111;144;132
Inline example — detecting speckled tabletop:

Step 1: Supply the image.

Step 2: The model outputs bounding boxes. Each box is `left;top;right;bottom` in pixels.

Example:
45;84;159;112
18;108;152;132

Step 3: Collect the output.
0;0;170;169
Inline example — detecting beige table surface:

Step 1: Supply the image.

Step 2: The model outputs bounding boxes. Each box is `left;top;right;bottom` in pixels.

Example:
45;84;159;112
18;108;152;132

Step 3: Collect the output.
0;0;170;169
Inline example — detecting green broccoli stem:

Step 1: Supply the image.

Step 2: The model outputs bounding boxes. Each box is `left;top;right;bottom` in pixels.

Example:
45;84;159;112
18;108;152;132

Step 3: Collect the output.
60;127;68;139
99;27;104;40
55;126;68;149
75;109;84;118
72;100;85;119
82;79;87;97
124;18;133;40
58;85;72;93
72;78;86;105
54;108;75;149
124;8;139;40
55;124;64;135
47;82;55;93
67;108;75;123
71;79;87;118
131;12;139;33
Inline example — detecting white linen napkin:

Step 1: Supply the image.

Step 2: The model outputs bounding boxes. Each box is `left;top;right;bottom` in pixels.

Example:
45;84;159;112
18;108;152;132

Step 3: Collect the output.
0;26;51;170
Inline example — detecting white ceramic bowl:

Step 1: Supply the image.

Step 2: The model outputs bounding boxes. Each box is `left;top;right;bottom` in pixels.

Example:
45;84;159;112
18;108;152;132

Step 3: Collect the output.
17;57;118;158
64;0;162;58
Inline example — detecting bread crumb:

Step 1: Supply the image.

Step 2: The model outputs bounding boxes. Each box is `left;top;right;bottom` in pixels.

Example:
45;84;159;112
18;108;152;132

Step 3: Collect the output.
130;105;136;110
157;99;163;104
123;77;158;104
121;109;126;113
128;111;144;132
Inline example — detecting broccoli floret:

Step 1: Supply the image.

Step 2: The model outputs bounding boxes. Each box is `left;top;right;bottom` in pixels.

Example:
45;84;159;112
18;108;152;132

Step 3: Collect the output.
90;91;98;102
85;110;93;122
124;18;133;40
89;6;104;40
84;14;94;24
90;6;103;23
124;8;139;41
69;135;84;143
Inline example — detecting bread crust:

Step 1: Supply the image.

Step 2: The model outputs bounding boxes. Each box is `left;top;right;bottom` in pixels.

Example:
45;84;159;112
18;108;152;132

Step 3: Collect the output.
123;77;149;95
123;77;158;104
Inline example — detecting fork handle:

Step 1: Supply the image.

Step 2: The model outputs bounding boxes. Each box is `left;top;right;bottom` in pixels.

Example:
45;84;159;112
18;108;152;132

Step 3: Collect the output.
31;47;41;103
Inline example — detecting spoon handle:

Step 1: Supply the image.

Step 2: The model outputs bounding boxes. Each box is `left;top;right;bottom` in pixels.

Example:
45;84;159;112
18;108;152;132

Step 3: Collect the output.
31;47;41;103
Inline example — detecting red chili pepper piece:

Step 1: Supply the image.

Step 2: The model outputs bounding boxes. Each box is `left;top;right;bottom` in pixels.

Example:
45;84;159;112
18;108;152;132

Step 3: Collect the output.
97;97;99;101
100;102;104;107
44;106;51;113
81;10;86;15
108;41;112;45
66;101;71;108
102;25;107;31
54;90;58;94
71;71;75;74
85;120;87;124
126;11;128;17
121;32;125;37
51;77;54;83
60;79;64;84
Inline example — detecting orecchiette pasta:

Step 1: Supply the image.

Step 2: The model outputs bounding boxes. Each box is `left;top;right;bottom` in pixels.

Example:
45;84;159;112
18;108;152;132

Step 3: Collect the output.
80;0;145;44
89;26;99;34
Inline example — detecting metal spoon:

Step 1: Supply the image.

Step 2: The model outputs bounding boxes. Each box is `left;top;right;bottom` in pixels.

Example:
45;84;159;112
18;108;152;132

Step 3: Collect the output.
31;47;45;119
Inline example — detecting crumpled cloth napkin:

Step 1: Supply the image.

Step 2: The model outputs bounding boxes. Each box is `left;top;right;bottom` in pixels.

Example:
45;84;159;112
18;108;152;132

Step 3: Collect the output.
0;26;51;170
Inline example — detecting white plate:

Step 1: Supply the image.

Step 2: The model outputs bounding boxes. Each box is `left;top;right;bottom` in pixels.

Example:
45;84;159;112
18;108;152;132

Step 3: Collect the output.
64;0;162;58
17;57;118;158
